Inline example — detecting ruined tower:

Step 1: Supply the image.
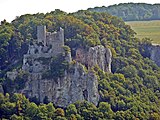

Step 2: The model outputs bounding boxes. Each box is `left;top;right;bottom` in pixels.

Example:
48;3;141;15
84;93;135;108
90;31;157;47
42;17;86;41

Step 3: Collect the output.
6;25;111;107
37;26;46;46
21;26;66;73
44;27;64;54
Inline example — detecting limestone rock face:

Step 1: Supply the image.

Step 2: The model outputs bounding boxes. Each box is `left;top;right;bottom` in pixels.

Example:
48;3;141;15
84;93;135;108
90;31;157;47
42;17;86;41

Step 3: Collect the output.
76;45;112;72
6;26;113;107
19;45;113;107
20;62;99;107
149;45;160;66
0;84;4;94
7;70;18;80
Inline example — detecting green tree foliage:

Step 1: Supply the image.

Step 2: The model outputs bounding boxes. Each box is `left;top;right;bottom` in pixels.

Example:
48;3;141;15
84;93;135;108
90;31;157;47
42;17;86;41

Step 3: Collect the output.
66;104;77;116
88;3;160;21
3;70;28;93
98;102;114;119
0;8;160;119
42;54;69;79
25;102;38;118
0;93;160;119
55;108;65;117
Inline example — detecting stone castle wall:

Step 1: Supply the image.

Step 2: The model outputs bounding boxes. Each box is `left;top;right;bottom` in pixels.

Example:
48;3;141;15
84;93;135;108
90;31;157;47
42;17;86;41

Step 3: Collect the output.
37;26;64;55
37;26;46;45
21;26;65;73
46;28;64;55
6;26;115;107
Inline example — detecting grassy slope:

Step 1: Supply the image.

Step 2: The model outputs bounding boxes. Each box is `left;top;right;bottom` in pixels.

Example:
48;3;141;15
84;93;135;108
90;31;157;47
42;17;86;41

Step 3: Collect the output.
126;20;160;44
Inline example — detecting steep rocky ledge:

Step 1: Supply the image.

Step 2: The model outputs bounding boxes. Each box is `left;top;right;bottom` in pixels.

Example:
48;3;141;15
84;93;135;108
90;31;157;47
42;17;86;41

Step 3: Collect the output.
0;84;4;94
18;45;111;107
20;62;99;107
149;44;160;66
76;45;112;72
5;26;112;107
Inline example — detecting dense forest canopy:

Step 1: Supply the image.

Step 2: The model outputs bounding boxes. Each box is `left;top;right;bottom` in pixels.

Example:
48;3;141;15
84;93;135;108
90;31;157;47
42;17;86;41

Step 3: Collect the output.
88;3;160;21
0;8;160;119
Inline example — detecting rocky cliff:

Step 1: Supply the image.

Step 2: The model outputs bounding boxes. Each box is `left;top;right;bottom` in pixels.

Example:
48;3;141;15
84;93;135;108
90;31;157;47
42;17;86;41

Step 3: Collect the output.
0;84;4;94
6;26;112;107
20;62;99;107
6;44;112;107
76;45;112;72
149;44;160;66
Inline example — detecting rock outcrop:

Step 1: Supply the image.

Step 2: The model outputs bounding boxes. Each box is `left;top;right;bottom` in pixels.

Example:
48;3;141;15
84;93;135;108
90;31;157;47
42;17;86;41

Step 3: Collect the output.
149;44;160;66
6;26;112;107
76;45;112;72
0;84;4;94
20;62;99;107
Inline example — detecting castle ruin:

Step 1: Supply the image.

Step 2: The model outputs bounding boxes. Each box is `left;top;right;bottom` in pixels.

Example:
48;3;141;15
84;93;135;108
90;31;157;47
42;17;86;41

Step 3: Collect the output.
22;26;66;73
6;25;113;107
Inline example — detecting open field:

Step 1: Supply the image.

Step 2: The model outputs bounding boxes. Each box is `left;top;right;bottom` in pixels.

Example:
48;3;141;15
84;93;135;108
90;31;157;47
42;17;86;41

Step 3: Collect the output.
126;20;160;44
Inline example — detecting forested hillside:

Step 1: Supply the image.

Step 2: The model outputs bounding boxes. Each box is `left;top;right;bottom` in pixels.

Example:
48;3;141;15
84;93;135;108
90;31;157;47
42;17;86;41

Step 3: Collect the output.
88;3;160;21
0;9;160;119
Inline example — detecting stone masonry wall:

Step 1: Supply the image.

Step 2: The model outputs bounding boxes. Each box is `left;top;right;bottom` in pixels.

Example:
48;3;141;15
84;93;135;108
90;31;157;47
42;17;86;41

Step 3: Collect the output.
6;26;114;108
